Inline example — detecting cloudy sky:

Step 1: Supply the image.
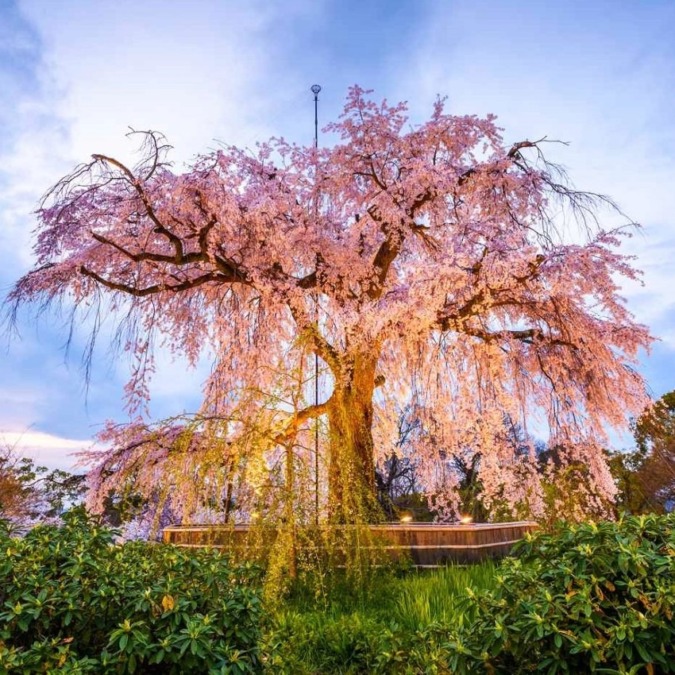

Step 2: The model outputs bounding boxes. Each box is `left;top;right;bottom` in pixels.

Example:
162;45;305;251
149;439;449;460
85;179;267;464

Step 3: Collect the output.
1;0;674;471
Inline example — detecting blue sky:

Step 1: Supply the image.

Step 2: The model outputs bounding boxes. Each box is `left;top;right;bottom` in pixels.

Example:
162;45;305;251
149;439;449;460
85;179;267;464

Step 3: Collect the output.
1;0;674;470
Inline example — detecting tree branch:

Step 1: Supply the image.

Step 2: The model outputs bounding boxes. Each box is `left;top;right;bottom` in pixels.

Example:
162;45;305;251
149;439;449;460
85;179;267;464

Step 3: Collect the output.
288;304;343;377
437;250;547;331
366;188;435;299
79;266;228;297
92;153;185;261
460;325;577;349
91;232;203;265
273;397;334;445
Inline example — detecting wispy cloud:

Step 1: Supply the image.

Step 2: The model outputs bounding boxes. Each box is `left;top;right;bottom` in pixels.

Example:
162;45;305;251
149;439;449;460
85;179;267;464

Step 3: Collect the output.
1;430;94;471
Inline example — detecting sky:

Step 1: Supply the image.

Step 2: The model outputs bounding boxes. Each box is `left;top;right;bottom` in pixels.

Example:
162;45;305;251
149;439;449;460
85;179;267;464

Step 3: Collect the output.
1;0;674;471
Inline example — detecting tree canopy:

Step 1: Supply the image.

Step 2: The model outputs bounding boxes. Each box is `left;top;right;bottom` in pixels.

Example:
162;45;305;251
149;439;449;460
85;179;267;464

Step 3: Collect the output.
8;87;652;523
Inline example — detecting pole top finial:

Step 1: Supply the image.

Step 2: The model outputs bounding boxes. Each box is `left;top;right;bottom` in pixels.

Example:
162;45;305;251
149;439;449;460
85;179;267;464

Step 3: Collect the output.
311;84;322;95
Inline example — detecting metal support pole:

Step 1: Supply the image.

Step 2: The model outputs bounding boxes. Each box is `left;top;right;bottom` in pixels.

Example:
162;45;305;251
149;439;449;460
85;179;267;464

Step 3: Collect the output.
310;84;321;524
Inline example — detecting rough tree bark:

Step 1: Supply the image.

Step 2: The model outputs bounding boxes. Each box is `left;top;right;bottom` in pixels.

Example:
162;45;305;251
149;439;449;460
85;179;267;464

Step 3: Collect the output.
326;349;380;520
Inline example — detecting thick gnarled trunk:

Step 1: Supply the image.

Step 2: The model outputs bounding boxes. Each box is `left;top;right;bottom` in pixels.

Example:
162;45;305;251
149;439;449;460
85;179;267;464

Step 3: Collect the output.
325;351;381;522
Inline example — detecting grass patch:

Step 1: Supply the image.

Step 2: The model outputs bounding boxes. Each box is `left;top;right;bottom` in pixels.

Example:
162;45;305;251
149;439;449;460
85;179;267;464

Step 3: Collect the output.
394;562;497;632
262;562;497;673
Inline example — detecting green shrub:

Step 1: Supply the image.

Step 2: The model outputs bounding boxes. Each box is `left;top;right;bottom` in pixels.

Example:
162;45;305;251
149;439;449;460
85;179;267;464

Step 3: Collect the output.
457;514;675;673
0;509;263;673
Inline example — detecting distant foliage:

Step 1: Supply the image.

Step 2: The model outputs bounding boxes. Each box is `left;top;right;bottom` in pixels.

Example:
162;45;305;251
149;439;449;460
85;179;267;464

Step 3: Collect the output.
633;391;675;511
0;443;86;532
606;390;675;515
0;510;263;673
635;392;675;456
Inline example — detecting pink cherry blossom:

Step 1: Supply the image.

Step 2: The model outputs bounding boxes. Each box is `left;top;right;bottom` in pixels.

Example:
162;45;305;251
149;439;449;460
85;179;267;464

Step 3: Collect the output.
9;87;652;523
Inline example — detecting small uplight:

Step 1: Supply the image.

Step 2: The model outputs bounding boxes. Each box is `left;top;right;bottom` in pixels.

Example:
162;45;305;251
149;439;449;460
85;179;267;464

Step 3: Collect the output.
400;514;413;524
250;511;260;522
460;514;473;525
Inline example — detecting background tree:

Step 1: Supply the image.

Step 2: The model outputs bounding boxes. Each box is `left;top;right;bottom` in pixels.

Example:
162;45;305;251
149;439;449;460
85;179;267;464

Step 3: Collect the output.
609;390;675;514
607;449;652;514
7;88;652;523
0;445;40;524
634;391;675;457
0;443;86;530
375;407;423;518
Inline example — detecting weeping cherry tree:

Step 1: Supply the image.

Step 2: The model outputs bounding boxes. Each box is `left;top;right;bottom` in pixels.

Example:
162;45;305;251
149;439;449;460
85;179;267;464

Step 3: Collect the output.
7;87;652;524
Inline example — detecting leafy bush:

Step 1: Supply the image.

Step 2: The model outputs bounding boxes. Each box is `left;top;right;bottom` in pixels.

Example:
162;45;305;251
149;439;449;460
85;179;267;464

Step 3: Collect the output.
456;514;675;673
4;512;673;673
0;509;263;673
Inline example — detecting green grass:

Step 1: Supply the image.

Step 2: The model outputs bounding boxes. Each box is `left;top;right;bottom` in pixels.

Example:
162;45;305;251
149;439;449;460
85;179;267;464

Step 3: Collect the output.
393;562;497;631
263;562;497;673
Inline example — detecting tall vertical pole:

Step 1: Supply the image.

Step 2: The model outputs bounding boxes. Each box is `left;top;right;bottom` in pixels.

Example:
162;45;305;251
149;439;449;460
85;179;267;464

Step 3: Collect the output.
311;84;321;524
312;85;320;150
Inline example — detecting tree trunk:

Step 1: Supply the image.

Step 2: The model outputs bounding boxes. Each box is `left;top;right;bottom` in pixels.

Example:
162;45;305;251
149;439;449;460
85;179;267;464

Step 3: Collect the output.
326;350;381;522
